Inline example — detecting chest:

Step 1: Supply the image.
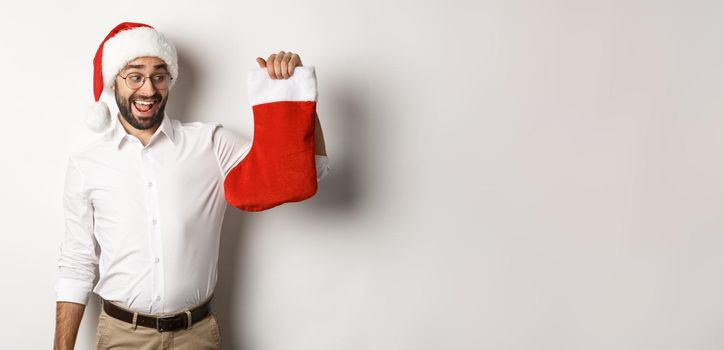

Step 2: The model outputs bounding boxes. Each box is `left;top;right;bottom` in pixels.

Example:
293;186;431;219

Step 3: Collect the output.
85;147;223;217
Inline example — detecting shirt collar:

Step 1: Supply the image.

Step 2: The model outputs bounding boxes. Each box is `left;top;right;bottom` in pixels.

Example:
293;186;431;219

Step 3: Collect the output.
112;113;175;149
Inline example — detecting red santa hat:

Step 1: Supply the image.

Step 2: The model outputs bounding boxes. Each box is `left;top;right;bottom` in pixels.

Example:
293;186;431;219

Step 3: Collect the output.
86;22;178;132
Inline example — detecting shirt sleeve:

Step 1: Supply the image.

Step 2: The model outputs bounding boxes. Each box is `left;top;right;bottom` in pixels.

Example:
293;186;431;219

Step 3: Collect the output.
54;156;99;305
315;154;330;182
211;124;253;177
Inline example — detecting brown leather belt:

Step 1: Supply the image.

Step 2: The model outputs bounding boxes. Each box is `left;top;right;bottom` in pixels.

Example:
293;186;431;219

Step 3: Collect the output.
101;295;213;332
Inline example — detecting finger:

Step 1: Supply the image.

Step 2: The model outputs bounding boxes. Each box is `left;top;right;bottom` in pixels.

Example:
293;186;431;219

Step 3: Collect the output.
273;50;285;79
288;54;301;77
281;52;293;79
266;53;277;79
295;53;302;67
256;57;266;68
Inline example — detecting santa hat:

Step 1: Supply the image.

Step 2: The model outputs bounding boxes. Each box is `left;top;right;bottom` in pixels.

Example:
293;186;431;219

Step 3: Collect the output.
86;22;178;132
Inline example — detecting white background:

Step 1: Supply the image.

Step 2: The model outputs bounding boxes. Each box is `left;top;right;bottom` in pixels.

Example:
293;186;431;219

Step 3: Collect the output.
1;0;723;349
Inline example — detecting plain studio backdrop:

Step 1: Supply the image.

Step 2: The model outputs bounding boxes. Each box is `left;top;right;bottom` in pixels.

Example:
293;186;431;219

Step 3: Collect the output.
1;0;723;349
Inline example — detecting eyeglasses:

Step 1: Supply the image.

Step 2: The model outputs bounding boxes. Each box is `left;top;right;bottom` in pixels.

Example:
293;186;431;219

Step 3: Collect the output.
117;72;173;90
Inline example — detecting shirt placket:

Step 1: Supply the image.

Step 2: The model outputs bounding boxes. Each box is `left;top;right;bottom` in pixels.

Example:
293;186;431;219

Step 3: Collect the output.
139;143;165;313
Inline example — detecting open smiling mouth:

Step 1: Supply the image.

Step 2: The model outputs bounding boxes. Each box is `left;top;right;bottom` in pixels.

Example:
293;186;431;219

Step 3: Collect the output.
132;99;159;116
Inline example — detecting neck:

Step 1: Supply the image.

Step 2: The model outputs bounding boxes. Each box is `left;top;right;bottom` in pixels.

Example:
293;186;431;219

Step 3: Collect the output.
117;113;160;146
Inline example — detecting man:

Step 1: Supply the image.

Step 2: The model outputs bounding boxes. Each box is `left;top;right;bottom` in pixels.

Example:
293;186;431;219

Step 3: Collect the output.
53;22;330;349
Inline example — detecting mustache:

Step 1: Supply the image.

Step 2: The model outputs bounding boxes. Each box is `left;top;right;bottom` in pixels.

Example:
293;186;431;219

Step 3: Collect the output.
130;93;163;102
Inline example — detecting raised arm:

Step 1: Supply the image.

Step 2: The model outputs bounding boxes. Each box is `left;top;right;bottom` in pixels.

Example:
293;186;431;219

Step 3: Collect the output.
257;51;330;183
314;111;327;156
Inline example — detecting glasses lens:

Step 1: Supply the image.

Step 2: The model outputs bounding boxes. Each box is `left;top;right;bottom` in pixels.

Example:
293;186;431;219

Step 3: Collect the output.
125;73;144;89
151;74;171;89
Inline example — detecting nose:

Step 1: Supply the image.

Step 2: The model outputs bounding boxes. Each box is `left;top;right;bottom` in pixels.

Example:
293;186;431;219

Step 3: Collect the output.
137;77;158;96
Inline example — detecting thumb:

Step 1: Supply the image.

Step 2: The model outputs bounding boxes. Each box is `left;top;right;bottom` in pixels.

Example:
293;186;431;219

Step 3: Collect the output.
256;57;266;68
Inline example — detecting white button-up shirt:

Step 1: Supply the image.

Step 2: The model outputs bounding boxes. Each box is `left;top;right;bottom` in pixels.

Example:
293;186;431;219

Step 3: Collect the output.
55;113;330;314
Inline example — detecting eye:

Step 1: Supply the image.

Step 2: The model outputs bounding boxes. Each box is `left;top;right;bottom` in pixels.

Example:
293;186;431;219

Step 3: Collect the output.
128;74;144;83
152;74;168;83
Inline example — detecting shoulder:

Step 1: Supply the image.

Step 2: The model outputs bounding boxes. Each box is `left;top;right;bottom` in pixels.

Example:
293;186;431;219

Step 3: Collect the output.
171;119;222;137
178;120;241;143
169;119;235;151
68;129;116;163
173;119;219;130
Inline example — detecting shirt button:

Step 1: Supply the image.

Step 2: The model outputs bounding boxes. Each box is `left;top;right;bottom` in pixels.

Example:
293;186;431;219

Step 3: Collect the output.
152;218;157;225
148;182;154;187
155;257;160;263
156;296;161;302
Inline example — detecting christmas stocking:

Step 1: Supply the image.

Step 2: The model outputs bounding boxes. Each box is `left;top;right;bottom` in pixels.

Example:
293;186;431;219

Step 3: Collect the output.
224;66;319;212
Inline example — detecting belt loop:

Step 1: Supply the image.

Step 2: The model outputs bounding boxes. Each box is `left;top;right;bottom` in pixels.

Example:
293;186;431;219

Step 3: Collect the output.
185;310;193;329
132;312;138;330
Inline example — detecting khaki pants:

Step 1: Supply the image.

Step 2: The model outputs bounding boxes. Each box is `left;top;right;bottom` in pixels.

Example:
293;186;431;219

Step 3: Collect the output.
95;300;222;350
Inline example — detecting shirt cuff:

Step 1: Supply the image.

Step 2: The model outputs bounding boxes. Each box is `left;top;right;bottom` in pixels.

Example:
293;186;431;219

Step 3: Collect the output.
55;277;93;305
315;154;330;182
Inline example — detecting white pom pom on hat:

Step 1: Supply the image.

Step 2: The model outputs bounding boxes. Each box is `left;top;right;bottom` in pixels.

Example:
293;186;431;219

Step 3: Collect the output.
88;22;178;133
85;100;111;132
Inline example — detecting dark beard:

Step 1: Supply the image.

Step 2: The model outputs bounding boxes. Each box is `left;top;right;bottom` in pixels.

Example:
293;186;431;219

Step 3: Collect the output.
114;87;168;130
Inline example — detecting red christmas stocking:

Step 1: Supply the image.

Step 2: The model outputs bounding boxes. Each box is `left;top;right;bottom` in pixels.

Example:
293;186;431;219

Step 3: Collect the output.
224;66;319;212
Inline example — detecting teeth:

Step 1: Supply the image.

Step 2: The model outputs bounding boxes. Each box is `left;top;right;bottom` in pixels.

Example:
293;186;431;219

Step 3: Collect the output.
134;100;154;105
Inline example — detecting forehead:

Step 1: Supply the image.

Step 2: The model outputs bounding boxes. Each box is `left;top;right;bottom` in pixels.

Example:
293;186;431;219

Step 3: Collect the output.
122;56;168;71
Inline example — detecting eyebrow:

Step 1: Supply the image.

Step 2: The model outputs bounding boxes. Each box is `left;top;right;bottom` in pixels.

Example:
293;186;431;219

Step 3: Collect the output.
123;63;168;70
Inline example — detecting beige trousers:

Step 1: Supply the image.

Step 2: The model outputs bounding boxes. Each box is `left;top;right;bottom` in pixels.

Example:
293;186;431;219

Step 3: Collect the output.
94;299;222;350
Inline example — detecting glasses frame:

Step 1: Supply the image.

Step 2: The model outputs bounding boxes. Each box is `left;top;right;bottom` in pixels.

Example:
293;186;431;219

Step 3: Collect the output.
116;72;173;90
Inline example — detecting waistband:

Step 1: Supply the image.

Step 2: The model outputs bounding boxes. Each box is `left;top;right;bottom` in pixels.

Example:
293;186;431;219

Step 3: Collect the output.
99;294;214;332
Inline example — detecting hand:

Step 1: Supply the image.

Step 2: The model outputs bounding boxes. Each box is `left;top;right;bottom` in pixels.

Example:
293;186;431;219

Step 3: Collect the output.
256;51;303;80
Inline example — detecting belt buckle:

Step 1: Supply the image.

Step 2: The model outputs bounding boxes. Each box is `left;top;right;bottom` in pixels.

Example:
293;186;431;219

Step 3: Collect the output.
156;315;181;332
